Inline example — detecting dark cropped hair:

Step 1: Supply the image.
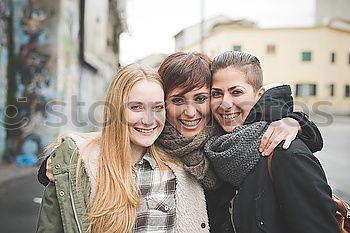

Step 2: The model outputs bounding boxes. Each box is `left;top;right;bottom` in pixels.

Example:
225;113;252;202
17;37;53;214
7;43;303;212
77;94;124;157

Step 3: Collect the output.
158;52;212;96
211;51;263;92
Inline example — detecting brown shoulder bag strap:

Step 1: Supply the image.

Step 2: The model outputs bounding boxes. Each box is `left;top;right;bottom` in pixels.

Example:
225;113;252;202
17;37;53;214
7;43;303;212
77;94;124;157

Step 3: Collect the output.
267;153;273;181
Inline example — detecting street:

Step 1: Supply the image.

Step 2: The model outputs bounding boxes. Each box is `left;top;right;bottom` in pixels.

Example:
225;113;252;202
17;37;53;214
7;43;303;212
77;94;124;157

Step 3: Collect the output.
0;166;43;233
316;116;350;201
0;116;349;233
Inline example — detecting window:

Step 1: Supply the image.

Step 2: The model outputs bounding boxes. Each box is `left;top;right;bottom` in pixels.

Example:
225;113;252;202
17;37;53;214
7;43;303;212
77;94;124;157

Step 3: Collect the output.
295;84;317;97
233;45;241;52
302;52;312;62
328;84;334;97
331;52;336;63
266;44;276;54
346;85;350;97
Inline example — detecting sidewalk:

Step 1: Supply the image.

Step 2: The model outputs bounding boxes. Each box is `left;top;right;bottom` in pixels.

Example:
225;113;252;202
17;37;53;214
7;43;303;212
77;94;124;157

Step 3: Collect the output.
0;163;39;186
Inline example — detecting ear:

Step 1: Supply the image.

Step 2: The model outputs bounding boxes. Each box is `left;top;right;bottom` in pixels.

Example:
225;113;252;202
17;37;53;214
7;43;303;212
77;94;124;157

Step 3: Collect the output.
257;87;266;97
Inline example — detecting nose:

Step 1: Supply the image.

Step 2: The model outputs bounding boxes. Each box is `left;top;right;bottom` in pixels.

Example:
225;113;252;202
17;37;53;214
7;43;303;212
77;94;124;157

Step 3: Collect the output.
221;93;233;110
141;109;154;126
183;103;196;117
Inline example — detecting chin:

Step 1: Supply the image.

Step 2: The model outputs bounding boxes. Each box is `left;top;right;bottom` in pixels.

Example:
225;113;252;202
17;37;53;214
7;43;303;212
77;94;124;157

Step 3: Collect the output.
221;124;239;133
181;130;200;138
136;140;156;148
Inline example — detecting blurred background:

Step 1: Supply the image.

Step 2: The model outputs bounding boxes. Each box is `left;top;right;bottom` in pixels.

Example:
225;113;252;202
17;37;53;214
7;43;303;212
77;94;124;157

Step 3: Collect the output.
0;0;349;232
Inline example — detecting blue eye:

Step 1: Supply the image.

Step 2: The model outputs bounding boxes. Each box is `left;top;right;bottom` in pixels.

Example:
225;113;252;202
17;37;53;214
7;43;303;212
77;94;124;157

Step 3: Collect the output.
171;98;185;105
154;105;165;111
130;105;142;110
231;90;243;95
211;91;222;98
194;95;208;103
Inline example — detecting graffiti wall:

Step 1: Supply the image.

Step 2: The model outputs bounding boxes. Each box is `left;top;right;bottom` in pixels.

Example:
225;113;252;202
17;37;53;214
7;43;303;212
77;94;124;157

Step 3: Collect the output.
4;0;59;162
1;0;123;164
57;0;113;133
54;0;80;132
0;0;8;163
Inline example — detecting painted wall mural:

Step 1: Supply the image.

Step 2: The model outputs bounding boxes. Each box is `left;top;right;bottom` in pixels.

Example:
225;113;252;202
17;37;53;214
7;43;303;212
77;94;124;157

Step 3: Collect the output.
1;0;122;164
5;0;58;163
0;0;8;162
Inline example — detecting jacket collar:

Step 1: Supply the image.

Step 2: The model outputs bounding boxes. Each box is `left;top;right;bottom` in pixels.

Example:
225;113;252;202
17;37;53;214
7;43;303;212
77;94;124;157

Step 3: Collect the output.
67;132;101;199
244;85;294;124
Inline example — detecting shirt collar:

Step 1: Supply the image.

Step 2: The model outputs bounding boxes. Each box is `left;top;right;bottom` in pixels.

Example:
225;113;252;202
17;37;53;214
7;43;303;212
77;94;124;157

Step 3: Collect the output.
134;149;158;170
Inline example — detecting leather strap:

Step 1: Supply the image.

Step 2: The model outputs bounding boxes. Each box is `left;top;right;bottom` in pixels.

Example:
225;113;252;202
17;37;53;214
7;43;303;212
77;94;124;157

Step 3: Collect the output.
333;194;350;219
267;153;273;181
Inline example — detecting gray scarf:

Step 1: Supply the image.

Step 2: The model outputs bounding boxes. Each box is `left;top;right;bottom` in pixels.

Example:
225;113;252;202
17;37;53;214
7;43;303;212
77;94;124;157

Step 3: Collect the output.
204;121;269;187
156;121;222;190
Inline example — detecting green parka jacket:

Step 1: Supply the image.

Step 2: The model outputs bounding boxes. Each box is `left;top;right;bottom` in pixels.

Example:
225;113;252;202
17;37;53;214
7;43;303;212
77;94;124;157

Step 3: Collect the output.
36;136;90;233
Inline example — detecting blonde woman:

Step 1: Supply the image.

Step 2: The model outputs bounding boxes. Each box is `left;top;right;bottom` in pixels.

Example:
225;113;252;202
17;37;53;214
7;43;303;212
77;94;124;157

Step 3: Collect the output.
36;64;209;233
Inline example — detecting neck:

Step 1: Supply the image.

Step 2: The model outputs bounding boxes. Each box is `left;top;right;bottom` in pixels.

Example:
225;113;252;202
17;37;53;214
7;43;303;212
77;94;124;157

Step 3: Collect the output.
130;143;147;165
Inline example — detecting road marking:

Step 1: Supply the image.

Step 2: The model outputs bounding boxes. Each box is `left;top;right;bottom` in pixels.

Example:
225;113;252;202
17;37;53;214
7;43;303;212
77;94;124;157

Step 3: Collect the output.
33;197;42;204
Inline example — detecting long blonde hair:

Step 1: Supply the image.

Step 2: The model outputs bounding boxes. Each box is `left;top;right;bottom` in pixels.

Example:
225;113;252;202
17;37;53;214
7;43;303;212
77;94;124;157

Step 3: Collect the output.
87;63;176;233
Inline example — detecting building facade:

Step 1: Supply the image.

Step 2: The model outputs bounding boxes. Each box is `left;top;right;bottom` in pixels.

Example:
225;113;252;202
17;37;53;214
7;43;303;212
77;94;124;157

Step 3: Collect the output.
0;0;126;164
177;20;350;115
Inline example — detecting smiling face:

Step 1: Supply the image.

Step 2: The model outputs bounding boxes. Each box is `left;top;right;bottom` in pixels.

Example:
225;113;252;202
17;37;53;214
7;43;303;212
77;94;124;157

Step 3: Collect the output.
127;79;166;148
166;86;211;138
211;67;260;132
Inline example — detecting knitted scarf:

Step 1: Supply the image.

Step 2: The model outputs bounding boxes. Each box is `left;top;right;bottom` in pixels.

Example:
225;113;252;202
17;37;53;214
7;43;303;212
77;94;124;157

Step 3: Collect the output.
156;121;222;190
204;121;269;187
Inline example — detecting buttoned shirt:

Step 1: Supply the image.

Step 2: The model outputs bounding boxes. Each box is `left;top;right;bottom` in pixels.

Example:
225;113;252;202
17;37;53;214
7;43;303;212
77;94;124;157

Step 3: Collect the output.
133;152;177;233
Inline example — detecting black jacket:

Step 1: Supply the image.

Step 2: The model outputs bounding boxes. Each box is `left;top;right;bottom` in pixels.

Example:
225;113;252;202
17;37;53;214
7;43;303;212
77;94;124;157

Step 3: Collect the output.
231;142;339;233
209;85;339;233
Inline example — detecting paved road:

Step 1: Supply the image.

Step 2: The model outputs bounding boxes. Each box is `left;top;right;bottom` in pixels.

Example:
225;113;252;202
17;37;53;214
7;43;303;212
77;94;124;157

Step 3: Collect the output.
0;167;43;233
316;116;350;202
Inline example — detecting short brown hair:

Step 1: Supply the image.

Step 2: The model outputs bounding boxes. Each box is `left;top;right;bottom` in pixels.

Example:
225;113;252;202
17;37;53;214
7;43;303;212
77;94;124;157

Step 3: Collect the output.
211;51;263;92
158;52;212;96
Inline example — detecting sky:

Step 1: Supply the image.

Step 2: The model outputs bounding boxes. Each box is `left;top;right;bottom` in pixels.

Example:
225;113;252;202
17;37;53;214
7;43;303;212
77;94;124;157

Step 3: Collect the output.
119;0;315;65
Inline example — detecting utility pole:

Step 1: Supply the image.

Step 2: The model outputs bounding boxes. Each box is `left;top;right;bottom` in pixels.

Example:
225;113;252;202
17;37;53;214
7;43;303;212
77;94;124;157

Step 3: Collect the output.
200;0;204;53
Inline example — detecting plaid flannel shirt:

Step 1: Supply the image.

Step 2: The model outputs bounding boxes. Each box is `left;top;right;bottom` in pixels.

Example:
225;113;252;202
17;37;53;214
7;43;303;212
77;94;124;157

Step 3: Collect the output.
133;152;176;233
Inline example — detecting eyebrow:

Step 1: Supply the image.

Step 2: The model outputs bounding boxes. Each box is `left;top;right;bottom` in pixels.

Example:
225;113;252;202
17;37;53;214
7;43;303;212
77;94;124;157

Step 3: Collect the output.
128;101;164;105
211;86;245;91
168;94;184;98
194;92;209;96
128;101;143;105
154;101;165;104
169;92;209;98
228;85;245;92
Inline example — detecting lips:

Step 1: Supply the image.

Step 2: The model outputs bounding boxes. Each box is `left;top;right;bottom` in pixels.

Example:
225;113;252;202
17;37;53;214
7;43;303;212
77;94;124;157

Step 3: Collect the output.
134;126;157;134
179;119;201;128
220;112;241;121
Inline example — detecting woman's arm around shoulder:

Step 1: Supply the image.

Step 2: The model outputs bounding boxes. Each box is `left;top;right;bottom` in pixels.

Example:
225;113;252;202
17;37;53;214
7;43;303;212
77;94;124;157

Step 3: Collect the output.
286;112;323;153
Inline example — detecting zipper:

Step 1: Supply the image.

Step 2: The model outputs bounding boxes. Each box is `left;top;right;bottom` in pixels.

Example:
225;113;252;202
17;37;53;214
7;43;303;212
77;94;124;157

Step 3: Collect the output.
70;185;83;233
230;189;239;233
68;148;83;233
